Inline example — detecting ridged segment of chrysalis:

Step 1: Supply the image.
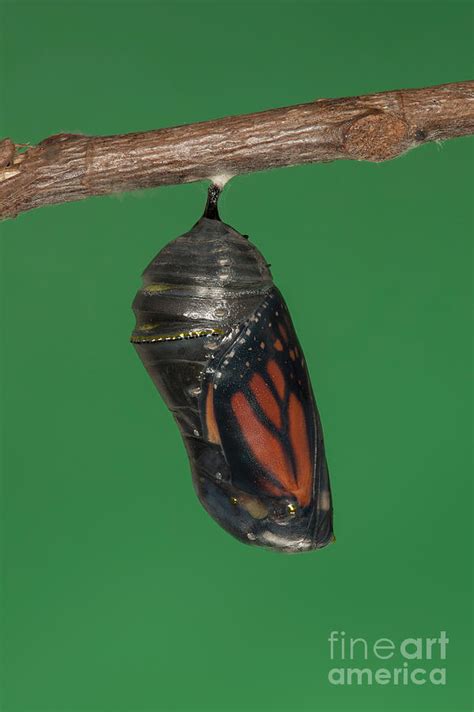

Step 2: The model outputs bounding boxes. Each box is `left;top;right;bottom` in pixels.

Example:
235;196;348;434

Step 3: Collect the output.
131;187;334;552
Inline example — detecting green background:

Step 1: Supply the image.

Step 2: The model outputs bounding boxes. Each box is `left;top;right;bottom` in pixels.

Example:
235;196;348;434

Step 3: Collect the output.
1;1;472;711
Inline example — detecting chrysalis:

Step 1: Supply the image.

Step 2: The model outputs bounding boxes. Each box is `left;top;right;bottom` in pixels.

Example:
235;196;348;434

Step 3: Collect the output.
131;187;334;552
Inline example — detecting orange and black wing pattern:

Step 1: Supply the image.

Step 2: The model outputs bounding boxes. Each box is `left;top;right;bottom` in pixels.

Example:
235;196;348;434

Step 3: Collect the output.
200;287;333;551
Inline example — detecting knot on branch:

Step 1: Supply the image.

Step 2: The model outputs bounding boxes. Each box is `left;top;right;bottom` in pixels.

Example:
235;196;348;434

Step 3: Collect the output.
343;111;409;162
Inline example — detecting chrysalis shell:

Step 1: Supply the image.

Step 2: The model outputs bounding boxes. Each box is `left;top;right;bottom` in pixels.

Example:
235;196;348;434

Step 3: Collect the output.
131;188;334;552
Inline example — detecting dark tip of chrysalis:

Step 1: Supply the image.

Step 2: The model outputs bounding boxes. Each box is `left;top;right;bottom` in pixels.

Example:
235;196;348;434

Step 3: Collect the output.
203;184;221;220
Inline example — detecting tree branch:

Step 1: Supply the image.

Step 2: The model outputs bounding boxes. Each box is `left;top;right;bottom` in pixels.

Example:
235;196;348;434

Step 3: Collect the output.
1;81;473;220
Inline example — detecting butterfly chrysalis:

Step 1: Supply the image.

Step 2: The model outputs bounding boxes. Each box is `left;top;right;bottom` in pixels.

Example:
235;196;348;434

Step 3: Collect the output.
131;186;334;552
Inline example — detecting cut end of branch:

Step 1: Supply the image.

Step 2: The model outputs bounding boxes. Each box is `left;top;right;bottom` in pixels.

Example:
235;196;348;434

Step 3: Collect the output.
0;138;15;169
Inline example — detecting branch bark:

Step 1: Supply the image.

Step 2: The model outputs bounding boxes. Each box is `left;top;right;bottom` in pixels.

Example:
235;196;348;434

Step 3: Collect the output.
1;81;473;220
